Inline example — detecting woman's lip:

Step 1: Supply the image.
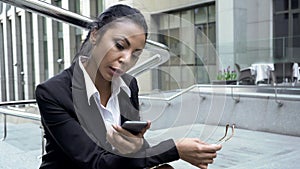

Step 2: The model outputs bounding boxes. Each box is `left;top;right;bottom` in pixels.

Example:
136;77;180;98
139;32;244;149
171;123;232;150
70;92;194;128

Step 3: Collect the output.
109;67;124;76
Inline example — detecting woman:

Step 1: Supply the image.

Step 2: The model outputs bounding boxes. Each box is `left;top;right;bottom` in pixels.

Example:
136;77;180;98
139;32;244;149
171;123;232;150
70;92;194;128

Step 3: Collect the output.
36;4;221;169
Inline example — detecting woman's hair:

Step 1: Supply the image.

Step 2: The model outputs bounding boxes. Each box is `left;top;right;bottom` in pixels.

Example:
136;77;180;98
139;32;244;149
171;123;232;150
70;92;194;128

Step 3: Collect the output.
73;4;148;61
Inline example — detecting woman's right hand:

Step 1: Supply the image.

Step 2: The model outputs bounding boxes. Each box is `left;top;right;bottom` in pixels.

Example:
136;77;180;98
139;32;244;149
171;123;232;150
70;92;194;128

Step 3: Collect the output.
175;138;222;169
106;122;151;154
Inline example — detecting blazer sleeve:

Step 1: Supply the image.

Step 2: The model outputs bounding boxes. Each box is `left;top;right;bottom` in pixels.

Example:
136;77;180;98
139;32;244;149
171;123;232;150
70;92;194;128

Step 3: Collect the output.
36;82;179;169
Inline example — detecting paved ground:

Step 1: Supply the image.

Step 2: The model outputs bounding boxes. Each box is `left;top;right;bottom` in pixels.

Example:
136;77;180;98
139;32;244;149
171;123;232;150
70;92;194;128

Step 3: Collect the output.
0;123;41;169
1;122;300;169
146;124;300;169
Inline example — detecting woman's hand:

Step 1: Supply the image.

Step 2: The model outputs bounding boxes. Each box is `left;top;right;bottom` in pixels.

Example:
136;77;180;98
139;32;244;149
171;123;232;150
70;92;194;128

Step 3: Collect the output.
175;138;222;169
106;121;151;154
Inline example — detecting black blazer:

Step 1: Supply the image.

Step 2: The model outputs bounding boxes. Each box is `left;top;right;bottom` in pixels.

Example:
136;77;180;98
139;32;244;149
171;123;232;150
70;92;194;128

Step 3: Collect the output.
35;60;179;169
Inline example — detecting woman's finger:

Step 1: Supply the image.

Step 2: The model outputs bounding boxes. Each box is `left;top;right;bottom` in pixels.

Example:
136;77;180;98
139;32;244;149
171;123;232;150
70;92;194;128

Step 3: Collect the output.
113;125;145;144
138;120;151;136
200;159;214;164
197;163;208;169
112;124;135;137
110;132;132;154
113;132;143;151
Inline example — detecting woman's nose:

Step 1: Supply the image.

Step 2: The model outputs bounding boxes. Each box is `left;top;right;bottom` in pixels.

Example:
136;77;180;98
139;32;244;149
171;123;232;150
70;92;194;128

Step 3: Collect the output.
118;51;131;64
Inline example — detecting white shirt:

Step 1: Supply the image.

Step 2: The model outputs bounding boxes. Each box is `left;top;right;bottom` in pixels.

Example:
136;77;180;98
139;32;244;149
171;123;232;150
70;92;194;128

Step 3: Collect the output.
78;56;131;131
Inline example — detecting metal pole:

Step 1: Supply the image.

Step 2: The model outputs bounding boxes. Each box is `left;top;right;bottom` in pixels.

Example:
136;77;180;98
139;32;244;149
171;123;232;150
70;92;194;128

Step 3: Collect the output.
1;114;7;141
0;99;36;106
0;0;93;29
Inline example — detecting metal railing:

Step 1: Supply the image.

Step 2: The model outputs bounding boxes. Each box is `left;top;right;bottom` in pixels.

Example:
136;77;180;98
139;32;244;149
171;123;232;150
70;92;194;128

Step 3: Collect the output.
0;99;38;141
0;100;45;155
139;84;300;107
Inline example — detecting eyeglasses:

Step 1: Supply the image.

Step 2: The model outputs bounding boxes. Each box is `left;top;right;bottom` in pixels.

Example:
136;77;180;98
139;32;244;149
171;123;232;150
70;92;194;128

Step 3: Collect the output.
215;124;235;145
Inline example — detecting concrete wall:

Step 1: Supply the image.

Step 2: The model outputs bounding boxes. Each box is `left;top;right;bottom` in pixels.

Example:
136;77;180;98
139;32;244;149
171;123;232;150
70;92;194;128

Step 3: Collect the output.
140;90;300;137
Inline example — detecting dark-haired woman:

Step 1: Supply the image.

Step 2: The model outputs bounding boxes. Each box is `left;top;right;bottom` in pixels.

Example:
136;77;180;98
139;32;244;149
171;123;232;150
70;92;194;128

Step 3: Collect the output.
36;4;221;169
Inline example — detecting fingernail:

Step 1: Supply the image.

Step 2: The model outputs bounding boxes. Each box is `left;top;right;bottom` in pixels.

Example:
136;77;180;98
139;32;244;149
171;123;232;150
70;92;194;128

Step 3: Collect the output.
111;124;117;129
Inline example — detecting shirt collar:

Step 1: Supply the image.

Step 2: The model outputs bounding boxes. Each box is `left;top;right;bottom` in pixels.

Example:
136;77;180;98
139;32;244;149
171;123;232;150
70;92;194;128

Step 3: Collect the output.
78;56;131;105
112;76;131;97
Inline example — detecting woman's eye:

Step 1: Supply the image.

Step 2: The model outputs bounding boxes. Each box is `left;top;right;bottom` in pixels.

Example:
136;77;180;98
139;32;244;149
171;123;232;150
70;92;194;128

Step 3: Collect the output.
115;42;124;50
132;50;142;59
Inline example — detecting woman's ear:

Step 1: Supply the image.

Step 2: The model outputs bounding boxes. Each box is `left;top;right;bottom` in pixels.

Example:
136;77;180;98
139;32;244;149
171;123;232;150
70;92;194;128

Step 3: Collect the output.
89;29;98;45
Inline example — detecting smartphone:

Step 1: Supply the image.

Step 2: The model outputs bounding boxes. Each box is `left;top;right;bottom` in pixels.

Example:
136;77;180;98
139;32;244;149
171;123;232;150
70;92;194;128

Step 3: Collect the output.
121;121;148;135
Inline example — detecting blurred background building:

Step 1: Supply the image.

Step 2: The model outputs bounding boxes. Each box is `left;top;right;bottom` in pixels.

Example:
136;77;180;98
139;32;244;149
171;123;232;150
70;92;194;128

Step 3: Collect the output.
0;0;299;101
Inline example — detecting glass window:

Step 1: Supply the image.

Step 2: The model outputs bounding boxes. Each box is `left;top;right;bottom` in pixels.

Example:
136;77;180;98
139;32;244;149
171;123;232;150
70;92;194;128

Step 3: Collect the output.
75;0;81;14
195;25;207;65
0;23;6;101
53;0;61;7
53;0;64;72
169;28;180;65
159;14;169;30
273;0;300;60
158;30;169;66
208;5;215;22
154;4;215;89
158;30;168;47
274;0;289;11
208;23;216;44
274;13;289;59
96;0;103;15
181;10;193;23
292;13;300;60
195;7;207;24
74;0;82;53
75;29;82;54
169;12;180;29
194;5;216;67
291;0;299;9
293;13;300;36
7;20;15;100
0;3;3;14
42;17;48;80
274;13;289;37
29;14;35;98
180;10;195;65
6;4;11;11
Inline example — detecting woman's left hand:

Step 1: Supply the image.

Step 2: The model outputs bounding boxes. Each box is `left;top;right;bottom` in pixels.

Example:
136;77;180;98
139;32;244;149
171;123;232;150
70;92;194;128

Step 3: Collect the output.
106;121;151;154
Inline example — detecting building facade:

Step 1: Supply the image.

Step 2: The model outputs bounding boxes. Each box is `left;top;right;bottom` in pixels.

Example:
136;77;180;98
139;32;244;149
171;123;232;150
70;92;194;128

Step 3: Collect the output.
0;0;299;100
0;0;103;101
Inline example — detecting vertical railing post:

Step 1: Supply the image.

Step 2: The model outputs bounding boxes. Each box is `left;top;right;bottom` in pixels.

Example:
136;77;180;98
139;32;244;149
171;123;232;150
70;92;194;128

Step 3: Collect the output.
1;114;7;141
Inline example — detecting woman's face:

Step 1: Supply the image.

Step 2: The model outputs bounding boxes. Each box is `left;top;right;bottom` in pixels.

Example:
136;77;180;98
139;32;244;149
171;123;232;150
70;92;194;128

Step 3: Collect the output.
90;20;146;82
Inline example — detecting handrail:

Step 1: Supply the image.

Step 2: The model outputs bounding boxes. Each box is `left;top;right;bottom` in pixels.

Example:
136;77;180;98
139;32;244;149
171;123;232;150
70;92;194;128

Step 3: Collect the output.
139;84;300;105
0;100;39;141
0;100;44;155
0;107;40;121
127;54;169;76
127;54;161;76
139;85;203;101
145;40;169;51
0;99;36;106
0;0;93;29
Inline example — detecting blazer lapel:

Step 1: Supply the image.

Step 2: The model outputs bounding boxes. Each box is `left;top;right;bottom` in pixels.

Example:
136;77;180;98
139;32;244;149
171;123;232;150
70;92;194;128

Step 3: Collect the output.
71;60;111;150
118;88;140;124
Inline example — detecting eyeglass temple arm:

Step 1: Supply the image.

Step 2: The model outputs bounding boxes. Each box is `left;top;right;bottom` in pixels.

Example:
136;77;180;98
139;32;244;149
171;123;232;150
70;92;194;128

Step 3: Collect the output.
216;124;235;144
217;124;229;142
